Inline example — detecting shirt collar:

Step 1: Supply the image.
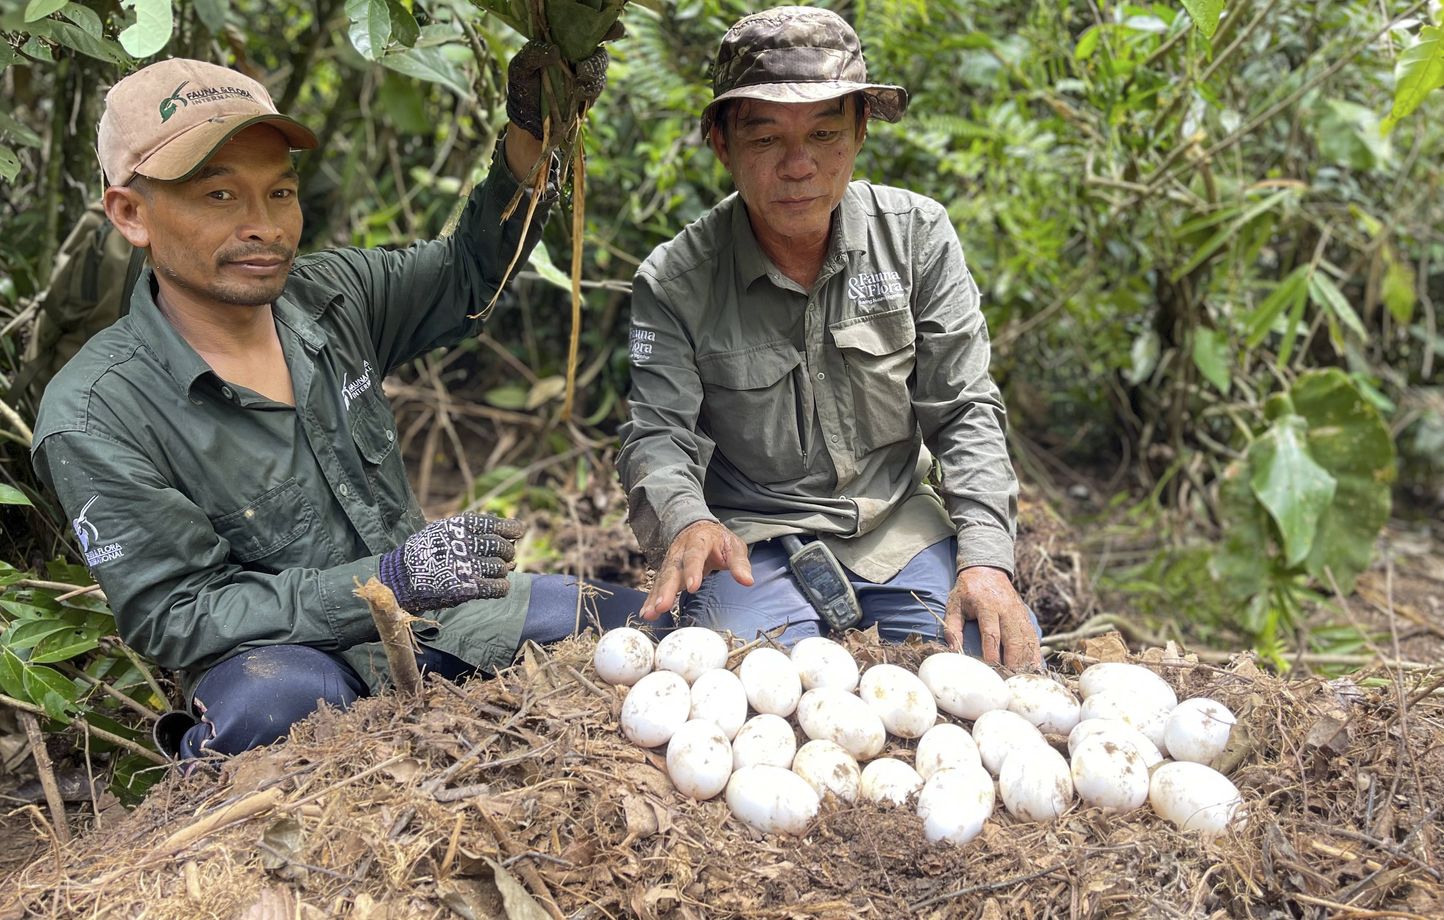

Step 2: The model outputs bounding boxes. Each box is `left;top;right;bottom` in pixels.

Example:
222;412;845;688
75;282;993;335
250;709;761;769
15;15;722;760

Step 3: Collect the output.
730;183;870;291
128;267;333;397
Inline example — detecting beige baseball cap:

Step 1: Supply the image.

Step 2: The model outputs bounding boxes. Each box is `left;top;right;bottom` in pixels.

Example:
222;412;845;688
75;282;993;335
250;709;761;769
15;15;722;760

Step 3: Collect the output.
97;58;317;187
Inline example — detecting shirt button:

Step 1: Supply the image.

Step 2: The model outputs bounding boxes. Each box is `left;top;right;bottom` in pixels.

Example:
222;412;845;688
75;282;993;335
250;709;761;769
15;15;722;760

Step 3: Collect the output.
221;386;234;400
830;435;840;444
816;372;826;380
190;398;202;406
338;483;350;497
385;430;395;442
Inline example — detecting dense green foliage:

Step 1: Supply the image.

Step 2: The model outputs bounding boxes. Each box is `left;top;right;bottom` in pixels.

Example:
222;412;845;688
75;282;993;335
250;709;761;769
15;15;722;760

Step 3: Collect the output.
1;0;1441;772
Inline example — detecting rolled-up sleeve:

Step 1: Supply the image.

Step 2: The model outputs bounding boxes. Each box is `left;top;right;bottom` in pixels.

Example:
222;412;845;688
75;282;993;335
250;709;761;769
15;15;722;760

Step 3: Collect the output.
616;270;718;559
909;207;1018;575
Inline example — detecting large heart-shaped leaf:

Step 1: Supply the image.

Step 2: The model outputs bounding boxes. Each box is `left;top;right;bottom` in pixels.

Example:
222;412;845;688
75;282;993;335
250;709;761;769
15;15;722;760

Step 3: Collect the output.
1249;409;1337;567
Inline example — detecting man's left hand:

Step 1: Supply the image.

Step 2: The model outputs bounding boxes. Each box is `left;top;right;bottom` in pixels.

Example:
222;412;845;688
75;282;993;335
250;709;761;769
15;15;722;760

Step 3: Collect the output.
944;566;1041;670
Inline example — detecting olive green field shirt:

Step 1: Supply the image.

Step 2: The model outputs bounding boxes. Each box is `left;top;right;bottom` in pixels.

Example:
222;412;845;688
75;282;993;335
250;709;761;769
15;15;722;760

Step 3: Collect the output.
617;182;1018;583
31;142;551;691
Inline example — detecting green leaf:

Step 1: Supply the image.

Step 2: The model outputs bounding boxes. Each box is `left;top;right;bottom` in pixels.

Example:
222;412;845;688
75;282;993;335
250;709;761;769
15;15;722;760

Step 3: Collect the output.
386;0;419;47
543;0;628;64
24;0;68;22
484;385;529;410
380;46;473;99
3;618;75;651
0;484;32;506
1074;25;1106;61
1180;0;1224;39
1192;328;1231;394
1277;274;1310;366
118;0;174;58
1308;273;1367;341
1382;256;1416;324
1292;369;1396;592
32;19;131;63
59;2;102;38
1249;412;1337;566
527;242;573;291
1245;265;1309;348
1382;25;1444;135
0;145;18;182
347;0;392;60
0;648;28;699
30;627;102;663
192;0;228;33
23;663;78;719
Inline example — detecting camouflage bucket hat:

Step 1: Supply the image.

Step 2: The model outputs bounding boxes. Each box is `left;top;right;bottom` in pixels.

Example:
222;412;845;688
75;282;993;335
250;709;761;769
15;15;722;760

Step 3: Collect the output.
700;6;908;137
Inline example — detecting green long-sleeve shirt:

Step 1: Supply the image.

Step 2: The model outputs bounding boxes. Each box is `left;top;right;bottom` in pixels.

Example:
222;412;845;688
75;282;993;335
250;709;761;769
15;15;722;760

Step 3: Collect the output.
31;141;551;690
617;182;1018;583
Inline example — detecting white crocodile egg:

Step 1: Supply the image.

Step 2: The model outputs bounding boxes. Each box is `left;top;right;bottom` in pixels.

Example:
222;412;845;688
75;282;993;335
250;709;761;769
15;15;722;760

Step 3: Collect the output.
999;745;1074;822
1149;761;1244;835
796;687;887;760
1079;689;1172;749
918;653;1010;720
859;758;924;807
1005;673;1081;735
739;647;803;717
914;723;982;780
726;765;819;835
790;636;860;691
971;709;1049;776
1163;698;1237;766
620;670;691;748
1067;718;1164;768
689;668;748;740
791;740;861;802
732;713;797;770
1078;662;1178;709
859;663;937;739
593;627;655;686
1070;735;1149;813
917;766;995;845
654;627;729;684
665;719;732;800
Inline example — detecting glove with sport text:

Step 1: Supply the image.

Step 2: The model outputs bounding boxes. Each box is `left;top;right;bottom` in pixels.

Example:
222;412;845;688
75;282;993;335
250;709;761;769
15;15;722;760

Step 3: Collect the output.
378;513;525;612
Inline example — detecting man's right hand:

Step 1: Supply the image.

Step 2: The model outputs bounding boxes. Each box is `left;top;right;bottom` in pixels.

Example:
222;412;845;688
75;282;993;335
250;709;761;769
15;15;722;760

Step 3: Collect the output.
642;520;753;620
378;512;525;612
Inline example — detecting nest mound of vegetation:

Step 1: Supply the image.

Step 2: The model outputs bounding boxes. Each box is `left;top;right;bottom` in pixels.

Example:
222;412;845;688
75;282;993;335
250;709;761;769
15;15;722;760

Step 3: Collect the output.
3;633;1440;920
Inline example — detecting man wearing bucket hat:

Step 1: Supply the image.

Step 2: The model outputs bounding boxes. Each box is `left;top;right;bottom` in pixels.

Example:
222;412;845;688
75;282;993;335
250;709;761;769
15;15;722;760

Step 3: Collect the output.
617;6;1042;668
30;50;646;761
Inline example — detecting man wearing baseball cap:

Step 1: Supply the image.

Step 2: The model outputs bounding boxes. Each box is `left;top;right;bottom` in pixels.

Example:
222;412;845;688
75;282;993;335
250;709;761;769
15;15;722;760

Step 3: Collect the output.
617;7;1042;667
31;50;645;760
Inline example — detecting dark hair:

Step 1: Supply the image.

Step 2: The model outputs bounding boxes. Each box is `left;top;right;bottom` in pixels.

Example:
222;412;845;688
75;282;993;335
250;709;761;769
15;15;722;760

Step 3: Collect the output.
714;91;868;143
127;175;156;199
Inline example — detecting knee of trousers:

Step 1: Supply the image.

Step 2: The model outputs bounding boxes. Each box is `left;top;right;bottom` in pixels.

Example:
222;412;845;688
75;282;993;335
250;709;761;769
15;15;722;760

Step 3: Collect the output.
183;646;364;758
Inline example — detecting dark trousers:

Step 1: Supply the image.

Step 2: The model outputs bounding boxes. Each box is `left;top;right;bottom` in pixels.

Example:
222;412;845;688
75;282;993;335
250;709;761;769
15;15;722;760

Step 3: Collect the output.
176;575;649;760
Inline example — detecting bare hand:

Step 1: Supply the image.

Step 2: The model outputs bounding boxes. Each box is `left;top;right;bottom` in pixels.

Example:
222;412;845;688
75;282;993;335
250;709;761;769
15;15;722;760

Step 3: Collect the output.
642;520;753;620
944;566;1041;670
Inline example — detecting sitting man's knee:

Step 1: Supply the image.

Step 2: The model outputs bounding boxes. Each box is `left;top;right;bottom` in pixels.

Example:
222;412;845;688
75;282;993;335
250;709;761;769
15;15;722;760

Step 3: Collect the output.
182;646;365;759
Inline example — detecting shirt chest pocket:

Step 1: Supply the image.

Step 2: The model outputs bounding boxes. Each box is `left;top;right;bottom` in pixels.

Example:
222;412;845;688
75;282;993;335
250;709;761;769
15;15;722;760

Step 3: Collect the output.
348;396;414;530
830;307;918;452
211;478;319;571
696;342;806;484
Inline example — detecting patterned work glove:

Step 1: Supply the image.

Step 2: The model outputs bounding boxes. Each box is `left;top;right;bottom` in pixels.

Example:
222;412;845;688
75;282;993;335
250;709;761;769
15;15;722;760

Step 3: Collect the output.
378;513;526;612
506;40;611;141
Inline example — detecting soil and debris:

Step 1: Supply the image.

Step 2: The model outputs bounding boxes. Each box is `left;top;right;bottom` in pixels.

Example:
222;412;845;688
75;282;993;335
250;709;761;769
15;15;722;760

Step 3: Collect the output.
3;631;1440;920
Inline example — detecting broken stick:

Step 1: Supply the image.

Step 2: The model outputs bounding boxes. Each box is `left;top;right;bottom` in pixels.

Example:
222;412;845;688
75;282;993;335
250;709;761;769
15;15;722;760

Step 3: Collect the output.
354;577;423;698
